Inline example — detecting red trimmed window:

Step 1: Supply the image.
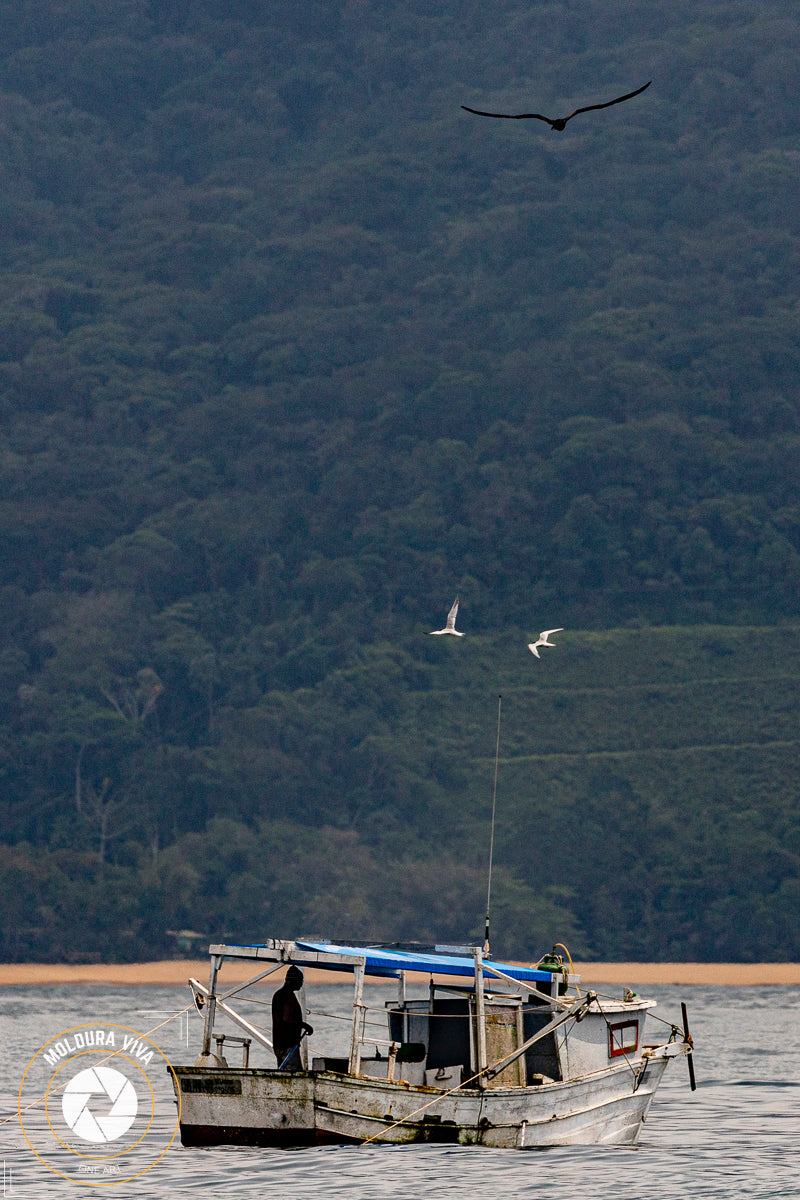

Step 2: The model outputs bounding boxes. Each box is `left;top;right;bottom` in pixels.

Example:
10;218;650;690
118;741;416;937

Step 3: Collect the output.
609;1020;639;1058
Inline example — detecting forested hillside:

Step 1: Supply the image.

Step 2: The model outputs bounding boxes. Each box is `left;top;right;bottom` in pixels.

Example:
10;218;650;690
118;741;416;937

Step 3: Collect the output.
1;0;799;961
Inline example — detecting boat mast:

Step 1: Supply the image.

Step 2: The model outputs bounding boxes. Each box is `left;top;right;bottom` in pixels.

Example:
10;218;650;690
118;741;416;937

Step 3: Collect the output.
473;945;488;1086
200;953;223;1057
348;959;366;1075
483;694;502;955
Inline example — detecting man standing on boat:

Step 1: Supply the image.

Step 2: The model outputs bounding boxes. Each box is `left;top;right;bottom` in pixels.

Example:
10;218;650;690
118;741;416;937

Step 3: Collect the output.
272;965;314;1069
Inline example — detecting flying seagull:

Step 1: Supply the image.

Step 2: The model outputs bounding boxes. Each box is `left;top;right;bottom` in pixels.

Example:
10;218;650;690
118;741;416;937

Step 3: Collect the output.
461;80;651;131
430;598;463;636
528;628;563;658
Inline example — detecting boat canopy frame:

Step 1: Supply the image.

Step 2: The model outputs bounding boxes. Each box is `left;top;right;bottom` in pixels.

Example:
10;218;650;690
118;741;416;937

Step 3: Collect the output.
206;939;579;984
193;939;581;1078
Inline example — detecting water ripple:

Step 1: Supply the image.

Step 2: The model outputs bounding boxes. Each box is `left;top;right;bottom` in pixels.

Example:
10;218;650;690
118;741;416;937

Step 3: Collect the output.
1;982;799;1199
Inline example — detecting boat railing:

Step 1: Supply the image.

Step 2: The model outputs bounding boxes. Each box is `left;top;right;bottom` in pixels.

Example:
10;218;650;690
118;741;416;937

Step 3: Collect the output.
212;1033;252;1067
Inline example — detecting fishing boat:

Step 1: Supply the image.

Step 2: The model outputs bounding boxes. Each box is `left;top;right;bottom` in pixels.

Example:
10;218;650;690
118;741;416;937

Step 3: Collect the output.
170;937;694;1148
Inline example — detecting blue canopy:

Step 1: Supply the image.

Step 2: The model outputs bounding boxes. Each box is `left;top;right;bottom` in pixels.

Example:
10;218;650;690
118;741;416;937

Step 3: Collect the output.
295;940;558;983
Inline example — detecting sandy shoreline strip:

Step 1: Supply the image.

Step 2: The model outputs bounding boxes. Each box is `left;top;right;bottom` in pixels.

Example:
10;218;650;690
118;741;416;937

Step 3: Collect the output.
0;960;798;987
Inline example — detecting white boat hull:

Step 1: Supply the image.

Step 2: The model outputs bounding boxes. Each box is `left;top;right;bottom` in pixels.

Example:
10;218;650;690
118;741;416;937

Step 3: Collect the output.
172;1043;684;1149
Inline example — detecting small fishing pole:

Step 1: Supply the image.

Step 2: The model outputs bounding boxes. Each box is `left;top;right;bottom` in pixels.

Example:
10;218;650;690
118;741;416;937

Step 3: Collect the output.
483;694;502;955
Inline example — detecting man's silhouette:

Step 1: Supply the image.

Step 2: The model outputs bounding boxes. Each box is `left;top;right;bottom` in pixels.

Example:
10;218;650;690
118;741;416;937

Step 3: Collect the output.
271;965;313;1069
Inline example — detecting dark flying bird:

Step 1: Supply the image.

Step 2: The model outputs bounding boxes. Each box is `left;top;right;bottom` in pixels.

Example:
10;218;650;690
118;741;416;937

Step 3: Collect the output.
461;80;651;131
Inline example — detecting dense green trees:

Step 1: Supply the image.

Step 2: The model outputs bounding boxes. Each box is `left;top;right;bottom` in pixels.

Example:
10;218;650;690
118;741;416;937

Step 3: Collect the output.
0;1;799;960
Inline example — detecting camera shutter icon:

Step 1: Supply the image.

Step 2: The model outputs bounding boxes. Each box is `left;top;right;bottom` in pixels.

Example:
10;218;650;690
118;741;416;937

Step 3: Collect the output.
61;1066;138;1142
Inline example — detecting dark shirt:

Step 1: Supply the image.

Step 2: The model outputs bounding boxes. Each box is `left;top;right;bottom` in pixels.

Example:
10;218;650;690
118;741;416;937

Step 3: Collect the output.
271;983;312;1067
271;983;304;1052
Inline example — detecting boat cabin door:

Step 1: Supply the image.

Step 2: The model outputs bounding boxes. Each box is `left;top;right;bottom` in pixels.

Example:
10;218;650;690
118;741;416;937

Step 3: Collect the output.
477;997;526;1088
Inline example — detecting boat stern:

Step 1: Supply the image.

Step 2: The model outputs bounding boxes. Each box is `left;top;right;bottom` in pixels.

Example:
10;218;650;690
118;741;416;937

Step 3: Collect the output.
172;1066;316;1147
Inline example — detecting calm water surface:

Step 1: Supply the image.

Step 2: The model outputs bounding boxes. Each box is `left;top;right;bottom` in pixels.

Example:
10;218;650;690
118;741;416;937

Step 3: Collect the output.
1;980;798;1199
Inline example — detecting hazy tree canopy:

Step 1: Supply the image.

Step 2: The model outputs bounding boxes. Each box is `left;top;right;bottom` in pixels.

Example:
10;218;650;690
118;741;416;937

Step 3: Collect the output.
1;1;800;961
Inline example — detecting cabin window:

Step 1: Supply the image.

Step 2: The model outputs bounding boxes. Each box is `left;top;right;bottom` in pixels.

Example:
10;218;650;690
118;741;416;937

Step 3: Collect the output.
608;1020;639;1058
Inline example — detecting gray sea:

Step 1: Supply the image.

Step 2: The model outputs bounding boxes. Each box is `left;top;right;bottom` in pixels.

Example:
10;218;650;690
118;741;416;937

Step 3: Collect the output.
1;980;798;1199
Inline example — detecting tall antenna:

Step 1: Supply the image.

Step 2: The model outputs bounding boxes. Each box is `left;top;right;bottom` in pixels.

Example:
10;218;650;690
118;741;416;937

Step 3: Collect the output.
483;694;502;955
